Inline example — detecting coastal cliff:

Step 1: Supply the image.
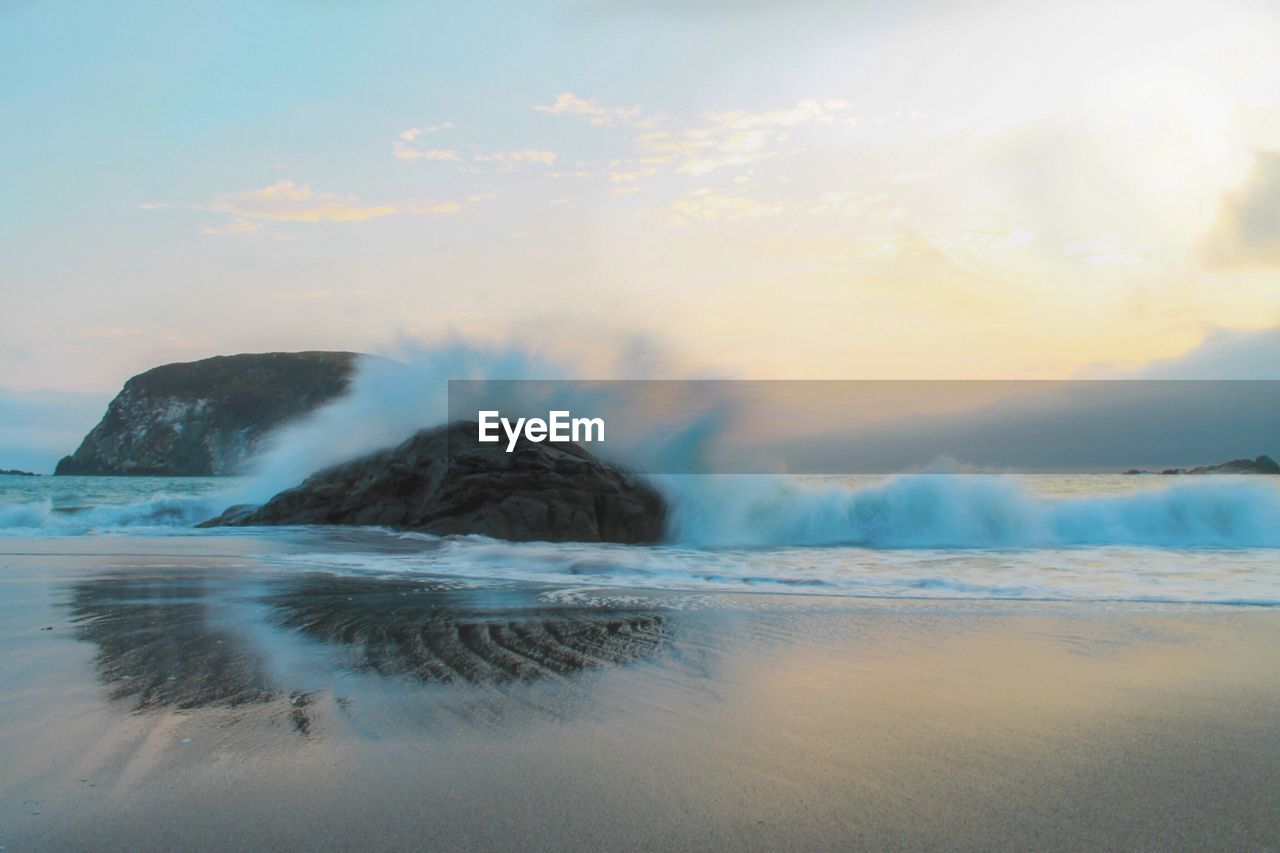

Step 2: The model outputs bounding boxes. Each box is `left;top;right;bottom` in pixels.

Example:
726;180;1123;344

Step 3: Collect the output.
55;352;358;476
200;421;666;543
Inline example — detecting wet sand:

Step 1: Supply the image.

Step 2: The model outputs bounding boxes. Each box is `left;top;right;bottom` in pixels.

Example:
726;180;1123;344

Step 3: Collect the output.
1;536;1278;850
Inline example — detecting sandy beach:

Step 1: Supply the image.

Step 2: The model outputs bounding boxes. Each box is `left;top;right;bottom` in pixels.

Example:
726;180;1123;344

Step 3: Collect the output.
1;535;1277;851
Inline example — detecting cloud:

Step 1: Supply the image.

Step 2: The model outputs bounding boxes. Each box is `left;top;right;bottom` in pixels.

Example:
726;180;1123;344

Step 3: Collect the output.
635;99;848;176
398;121;454;142
1200;150;1280;269
473;149;557;169
1126;326;1280;379
534;92;607;118
406;201;463;215
531;93;852;195
662;189;782;226
392;127;556;170
533;92;646;127
152;181;479;233
208;181;395;223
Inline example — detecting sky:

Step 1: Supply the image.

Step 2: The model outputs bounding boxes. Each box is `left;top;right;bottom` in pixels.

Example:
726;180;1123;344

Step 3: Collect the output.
2;0;1280;449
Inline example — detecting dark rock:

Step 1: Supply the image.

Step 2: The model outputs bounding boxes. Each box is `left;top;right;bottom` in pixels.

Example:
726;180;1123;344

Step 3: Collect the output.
55;352;359;476
1186;454;1280;475
1156;455;1278;476
0;468;39;476
194;504;259;528
200;421;666;544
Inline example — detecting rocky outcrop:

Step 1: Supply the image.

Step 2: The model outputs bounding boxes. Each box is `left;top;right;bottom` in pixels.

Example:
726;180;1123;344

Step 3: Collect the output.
1126;455;1280;476
0;469;38;476
200;421;666;544
1183;455;1279;475
55;352;358;476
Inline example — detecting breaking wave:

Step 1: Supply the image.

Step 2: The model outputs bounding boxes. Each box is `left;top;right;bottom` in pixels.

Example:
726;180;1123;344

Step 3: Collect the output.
3;473;1278;551
659;474;1280;548
0;494;220;536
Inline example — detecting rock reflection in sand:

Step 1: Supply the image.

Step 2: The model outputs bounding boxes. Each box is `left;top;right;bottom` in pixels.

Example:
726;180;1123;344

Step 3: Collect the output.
69;573;276;710
266;575;667;684
67;571;668;714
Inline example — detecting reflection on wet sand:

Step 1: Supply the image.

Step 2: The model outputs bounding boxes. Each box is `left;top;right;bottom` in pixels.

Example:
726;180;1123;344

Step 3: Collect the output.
67;571;669;716
267;575;667;685
69;574;275;710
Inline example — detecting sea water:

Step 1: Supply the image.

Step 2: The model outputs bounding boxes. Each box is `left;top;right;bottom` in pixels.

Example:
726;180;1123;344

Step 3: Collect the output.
1;472;1276;605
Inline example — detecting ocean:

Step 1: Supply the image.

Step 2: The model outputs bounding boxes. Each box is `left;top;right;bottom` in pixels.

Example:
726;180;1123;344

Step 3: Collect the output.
2;471;1276;605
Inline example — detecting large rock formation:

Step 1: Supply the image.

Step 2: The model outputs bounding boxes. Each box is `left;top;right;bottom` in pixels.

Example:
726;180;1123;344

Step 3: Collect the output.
200;421;666;544
55;352;358;476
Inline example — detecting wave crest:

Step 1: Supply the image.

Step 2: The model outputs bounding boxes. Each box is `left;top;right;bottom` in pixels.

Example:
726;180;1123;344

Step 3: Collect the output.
657;474;1280;548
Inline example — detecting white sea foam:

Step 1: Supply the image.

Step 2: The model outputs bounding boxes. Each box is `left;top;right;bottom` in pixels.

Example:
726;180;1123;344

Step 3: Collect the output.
2;472;1277;603
0;494;219;535
657;473;1280;548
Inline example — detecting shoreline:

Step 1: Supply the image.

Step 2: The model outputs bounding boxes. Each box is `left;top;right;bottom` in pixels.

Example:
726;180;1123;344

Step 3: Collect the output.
2;539;1278;849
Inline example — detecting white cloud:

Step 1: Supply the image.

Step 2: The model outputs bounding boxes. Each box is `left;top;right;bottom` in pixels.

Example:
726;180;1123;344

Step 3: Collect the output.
395;121;459;159
1129;326;1280;379
1200;150;1280;269
634;99;849;177
393;128;557;171
152;180;489;233
393;143;461;162
399;121;454;142
473;149;557;169
533;92;647;127
406;201;463;215
207;181;396;223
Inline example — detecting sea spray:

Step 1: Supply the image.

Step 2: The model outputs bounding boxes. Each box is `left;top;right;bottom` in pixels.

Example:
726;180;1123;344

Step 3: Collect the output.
231;336;733;504
233;339;568;504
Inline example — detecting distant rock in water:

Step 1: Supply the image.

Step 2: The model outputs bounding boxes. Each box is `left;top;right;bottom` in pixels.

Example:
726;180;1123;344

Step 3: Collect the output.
1184;455;1279;475
200;421;666;544
1128;455;1280;476
0;468;39;476
55;352;358;476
